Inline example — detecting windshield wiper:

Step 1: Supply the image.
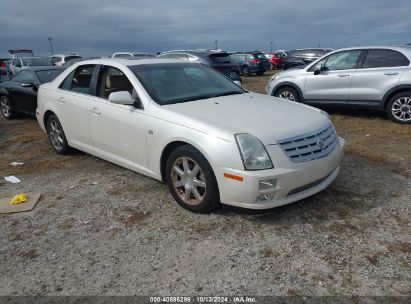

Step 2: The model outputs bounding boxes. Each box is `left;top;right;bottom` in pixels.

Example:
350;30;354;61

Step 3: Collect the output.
211;91;244;98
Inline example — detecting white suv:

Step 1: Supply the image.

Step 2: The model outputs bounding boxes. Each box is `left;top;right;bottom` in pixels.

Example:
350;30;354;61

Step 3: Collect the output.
266;46;411;124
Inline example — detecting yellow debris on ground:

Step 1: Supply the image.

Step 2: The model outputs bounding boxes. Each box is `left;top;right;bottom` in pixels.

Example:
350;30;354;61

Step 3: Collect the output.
9;194;28;205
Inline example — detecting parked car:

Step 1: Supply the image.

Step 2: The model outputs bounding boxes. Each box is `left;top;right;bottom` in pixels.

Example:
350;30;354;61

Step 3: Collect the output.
265;51;287;69
0;58;10;81
8;57;51;76
231;51;270;76
112;52;155;59
283;48;333;70
50;54;82;66
266;46;411;124
0;67;63;118
36;58;344;212
158;50;241;85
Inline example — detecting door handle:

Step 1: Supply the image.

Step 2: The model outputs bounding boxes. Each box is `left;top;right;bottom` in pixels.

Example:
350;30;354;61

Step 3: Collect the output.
90;107;101;115
337;74;350;77
58;96;65;103
384;72;399;76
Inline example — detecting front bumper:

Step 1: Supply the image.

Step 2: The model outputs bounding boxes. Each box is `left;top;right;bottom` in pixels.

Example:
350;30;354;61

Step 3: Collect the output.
215;137;344;209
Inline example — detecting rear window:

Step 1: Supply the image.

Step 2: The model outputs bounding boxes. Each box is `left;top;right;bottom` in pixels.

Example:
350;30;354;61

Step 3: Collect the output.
35;69;63;84
209;53;233;64
253;53;268;60
65;55;82;61
22;58;51;66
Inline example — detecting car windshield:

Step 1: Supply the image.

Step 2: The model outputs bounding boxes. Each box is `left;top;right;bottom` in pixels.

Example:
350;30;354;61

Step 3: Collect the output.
22;58;51;66
35;69;63;83
130;63;245;105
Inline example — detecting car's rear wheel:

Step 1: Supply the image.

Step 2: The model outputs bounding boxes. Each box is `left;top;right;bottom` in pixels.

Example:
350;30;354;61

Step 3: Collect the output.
275;86;300;102
241;66;251;77
0;96;15;119
166;145;220;213
387;92;411;124
46;114;72;154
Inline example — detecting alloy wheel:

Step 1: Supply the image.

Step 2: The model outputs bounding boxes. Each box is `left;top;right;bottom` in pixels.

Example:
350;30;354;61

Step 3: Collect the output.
49;119;64;150
278;91;295;101
391;97;411;122
171;156;207;206
0;97;11;117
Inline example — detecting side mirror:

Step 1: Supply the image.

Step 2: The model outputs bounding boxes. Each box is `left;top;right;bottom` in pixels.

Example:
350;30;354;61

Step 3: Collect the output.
109;91;134;105
314;65;329;75
22;83;39;91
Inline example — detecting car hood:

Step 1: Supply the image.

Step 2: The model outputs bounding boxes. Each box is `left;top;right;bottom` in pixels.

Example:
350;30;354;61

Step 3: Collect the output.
162;93;330;145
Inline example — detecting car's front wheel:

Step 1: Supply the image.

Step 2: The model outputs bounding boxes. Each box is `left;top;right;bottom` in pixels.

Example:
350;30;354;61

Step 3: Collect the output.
386;92;411;124
46;114;72;154
166;145;220;213
0;96;15;119
275;86;300;102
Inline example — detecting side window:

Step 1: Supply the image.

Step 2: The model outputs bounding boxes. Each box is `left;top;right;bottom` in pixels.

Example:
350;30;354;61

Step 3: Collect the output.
324;50;361;71
59;65;95;95
98;66;135;100
12;71;35;83
362;49;410;68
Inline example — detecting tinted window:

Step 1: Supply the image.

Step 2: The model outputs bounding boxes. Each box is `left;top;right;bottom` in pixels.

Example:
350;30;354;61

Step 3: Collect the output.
324;50;361;70
21;58;50;66
35;69;63;84
130;63;244;106
114;53;133;58
209;53;233;64
59;65;95;94
12;71;35;83
65;55;82;61
362;49;410;68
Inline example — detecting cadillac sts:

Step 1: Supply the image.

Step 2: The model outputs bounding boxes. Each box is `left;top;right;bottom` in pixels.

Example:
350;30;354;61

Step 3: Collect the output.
36;58;345;212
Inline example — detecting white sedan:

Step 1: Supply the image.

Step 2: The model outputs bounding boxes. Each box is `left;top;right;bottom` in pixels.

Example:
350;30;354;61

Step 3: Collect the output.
36;58;344;212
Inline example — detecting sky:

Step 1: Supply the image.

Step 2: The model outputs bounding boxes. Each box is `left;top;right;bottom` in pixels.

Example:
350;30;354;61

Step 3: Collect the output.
1;0;410;57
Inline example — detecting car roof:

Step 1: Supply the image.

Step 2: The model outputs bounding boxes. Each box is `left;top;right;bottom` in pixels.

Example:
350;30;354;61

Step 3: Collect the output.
324;45;411;57
20;66;64;72
52;54;80;57
161;49;227;56
69;58;187;67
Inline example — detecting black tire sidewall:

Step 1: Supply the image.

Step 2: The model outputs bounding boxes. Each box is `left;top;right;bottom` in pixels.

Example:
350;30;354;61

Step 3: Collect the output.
241;66;251;77
386;92;411;124
275;87;300;102
46;114;71;154
165;145;220;213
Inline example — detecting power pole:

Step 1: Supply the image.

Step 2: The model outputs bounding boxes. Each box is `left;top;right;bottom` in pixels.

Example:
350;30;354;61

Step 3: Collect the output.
270;41;273;52
214;40;218;50
48;37;54;55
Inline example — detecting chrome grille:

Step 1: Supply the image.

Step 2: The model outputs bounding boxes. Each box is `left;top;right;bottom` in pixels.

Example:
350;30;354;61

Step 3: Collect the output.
278;124;338;163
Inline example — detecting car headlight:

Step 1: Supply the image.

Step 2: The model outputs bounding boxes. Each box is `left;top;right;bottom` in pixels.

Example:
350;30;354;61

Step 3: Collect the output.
235;134;273;170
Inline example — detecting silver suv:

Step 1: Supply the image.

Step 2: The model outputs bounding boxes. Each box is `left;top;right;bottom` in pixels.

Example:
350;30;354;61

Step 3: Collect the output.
266;46;411;124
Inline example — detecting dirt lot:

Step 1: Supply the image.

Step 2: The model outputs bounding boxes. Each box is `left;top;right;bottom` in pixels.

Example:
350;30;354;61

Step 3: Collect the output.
0;71;410;296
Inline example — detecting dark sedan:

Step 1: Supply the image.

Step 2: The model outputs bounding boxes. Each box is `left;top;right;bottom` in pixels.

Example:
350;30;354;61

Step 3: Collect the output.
0;67;64;119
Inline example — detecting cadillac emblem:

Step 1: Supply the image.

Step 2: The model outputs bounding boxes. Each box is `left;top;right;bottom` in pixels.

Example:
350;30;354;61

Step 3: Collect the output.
318;138;325;149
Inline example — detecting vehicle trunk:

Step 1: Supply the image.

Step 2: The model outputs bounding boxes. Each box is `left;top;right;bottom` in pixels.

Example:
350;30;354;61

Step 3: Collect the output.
208;53;241;81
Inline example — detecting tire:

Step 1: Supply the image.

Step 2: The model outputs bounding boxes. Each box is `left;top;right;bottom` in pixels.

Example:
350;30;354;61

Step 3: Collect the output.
275;86;300;102
386;92;411;124
256;71;264;76
0;96;15;119
165;145;220;213
46;114;72;154
241;66;251;77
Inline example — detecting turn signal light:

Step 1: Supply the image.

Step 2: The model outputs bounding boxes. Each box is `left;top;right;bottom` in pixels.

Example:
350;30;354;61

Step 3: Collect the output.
224;173;243;182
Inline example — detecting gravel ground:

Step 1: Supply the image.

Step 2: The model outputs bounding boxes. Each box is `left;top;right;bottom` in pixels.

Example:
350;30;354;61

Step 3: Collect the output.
0;73;410;296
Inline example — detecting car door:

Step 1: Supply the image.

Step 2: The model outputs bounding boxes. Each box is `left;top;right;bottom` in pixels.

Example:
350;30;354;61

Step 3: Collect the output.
8;70;38;114
348;49;409;106
55;64;96;153
87;65;149;173
304;50;362;103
